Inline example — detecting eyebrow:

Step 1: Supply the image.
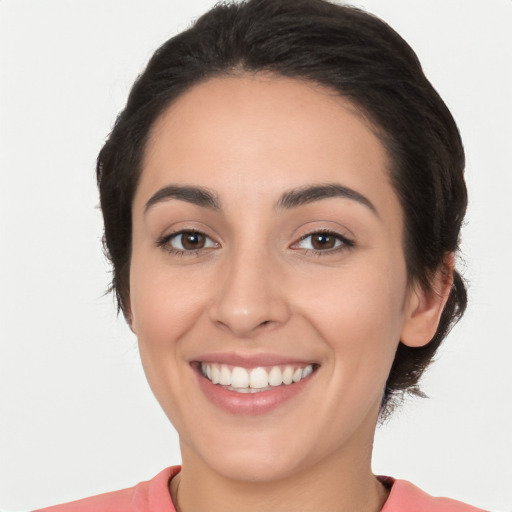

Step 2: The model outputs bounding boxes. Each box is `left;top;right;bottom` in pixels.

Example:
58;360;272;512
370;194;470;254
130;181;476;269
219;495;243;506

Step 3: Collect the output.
144;182;377;216
276;183;378;216
144;185;221;213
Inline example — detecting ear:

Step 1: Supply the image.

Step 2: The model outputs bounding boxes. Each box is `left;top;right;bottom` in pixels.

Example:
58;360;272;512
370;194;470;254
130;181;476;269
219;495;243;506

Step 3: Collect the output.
400;253;455;348
128;314;137;335
128;310;138;335
123;294;137;335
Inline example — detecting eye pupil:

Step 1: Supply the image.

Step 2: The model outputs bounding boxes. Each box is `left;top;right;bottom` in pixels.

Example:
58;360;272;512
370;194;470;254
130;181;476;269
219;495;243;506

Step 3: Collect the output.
181;232;205;250
312;234;335;250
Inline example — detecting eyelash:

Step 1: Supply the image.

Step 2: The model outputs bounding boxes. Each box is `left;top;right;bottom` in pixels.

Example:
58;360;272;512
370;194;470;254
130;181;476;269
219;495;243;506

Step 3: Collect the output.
156;229;355;256
294;230;355;256
156;230;218;256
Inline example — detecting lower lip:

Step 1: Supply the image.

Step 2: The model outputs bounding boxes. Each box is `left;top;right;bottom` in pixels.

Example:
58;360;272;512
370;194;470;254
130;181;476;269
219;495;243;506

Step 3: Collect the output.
195;367;316;415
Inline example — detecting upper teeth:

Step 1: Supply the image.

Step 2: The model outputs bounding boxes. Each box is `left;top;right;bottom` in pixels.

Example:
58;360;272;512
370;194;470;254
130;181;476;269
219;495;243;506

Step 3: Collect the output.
201;363;314;389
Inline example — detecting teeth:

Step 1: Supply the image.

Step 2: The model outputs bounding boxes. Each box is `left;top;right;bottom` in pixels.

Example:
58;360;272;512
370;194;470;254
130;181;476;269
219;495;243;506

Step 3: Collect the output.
268;366;283;386
219;365;231;386
211;365;220;384
200;362;315;391
292;368;303;382
249;367;268;389
302;365;313;378
282;366;294;385
231;366;249;388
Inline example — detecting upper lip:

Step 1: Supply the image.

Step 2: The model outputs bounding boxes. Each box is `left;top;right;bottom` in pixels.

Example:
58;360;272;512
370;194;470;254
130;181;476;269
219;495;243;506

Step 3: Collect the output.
191;351;318;368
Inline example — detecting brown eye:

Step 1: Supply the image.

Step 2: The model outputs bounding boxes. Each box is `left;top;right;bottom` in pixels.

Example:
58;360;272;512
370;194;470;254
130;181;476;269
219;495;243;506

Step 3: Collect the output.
181;232;206;250
295;231;354;253
160;230;218;253
310;233;336;250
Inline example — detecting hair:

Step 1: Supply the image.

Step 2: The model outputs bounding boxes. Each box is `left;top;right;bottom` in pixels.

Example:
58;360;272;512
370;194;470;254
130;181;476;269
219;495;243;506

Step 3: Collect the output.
97;0;467;416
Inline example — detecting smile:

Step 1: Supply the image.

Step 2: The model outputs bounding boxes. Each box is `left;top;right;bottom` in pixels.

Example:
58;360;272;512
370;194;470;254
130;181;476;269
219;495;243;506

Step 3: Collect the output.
193;356;319;415
200;363;315;393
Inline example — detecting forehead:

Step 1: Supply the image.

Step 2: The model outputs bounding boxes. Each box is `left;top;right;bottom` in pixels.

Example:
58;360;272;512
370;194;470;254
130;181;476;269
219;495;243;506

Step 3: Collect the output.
137;74;399;222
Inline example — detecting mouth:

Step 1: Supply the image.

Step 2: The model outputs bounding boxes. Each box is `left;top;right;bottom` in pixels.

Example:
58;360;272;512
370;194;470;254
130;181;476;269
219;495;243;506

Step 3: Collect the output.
190;357;320;415
198;362;318;393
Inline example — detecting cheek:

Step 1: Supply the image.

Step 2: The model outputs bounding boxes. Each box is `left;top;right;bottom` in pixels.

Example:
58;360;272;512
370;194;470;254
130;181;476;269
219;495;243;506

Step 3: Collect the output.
128;256;214;429
299;263;407;379
130;257;208;345
306;259;406;326
128;254;210;402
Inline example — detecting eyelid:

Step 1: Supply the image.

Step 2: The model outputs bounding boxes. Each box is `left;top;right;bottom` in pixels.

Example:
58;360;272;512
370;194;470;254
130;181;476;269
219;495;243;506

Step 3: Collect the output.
155;224;354;256
291;228;355;253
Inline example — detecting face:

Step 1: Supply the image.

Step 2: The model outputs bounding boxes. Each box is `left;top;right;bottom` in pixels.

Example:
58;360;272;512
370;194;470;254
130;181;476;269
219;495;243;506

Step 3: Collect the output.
129;75;419;482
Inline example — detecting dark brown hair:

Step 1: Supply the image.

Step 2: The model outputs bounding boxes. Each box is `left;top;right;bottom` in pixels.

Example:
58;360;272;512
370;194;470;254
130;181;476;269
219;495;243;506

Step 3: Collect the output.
97;0;467;415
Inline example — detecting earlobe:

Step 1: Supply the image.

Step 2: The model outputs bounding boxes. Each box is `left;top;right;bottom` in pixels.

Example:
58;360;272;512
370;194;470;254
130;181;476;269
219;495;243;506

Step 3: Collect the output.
128;317;137;335
128;311;137;335
125;299;137;335
400;253;455;348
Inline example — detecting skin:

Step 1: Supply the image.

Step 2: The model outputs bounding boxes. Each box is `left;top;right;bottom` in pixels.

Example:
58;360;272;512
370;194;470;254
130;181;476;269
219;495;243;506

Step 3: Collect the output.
129;75;452;512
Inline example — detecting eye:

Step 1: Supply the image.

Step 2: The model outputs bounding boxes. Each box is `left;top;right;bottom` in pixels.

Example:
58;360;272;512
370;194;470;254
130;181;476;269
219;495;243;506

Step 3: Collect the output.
295;231;354;252
158;230;218;254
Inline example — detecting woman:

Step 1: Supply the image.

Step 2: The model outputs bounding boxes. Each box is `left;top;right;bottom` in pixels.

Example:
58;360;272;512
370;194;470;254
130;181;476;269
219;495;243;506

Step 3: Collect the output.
34;0;486;510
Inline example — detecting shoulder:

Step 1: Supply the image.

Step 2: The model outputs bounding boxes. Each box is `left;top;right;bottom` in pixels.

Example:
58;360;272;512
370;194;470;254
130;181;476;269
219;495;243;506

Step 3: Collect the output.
380;477;488;512
34;466;180;512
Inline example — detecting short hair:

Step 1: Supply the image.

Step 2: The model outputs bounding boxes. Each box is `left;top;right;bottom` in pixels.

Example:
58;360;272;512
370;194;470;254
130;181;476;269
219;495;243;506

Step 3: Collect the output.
97;0;467;416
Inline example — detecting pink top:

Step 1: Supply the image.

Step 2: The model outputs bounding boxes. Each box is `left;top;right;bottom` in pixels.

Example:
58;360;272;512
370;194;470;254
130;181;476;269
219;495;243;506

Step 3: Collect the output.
35;466;487;511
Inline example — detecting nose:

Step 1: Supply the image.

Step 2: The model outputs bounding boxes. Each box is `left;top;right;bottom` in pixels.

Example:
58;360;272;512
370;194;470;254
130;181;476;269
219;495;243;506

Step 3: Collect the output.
208;246;291;338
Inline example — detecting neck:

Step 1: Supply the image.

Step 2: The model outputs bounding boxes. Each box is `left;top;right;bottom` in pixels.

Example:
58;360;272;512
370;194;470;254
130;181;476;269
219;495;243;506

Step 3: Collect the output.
172;421;388;512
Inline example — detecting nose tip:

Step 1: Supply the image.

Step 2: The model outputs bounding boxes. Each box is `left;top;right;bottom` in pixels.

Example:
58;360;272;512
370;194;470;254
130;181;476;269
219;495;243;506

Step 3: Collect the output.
214;307;274;337
208;257;290;338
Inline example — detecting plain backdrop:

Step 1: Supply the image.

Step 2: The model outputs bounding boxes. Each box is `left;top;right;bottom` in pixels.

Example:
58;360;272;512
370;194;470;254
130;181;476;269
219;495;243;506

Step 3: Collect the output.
1;0;511;510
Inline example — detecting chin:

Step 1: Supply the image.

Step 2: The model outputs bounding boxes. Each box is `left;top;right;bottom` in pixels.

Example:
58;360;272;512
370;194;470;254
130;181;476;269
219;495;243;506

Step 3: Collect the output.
204;447;312;483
